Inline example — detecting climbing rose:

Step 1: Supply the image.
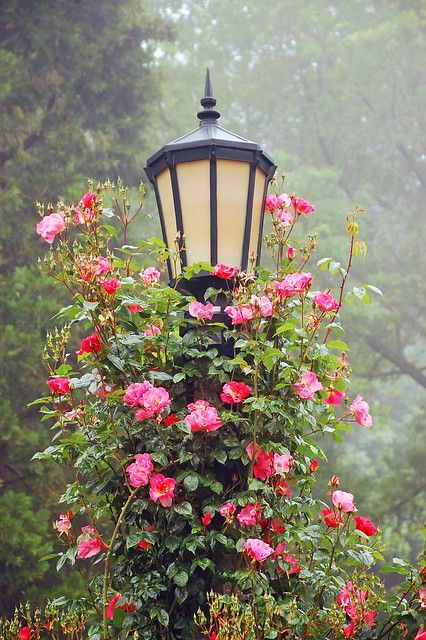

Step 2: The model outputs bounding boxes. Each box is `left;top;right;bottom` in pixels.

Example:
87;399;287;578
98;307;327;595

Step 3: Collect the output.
186;401;222;432
237;504;261;526
212;263;236;279
149;473;176;507
287;246;295;260
350;395;373;428
92;255;112;276
220;502;236;522
19;627;31;640
106;594;135;620
414;628;426;640
77;525;102;559
36;213;65;244
355;516;378;536
125;453;154;488
101;277;120;295
273;453;294;474
343;622;355;638
220;381;252;404
140;387;171;416
325;389;346;406
144;324;161;337
313;290;339;312
244;538;274;563
294;371;323;401
274;272;312;298
123;381;153;407
250;294;273;317
202;512;212;526
81;192;97;208
365;610;377;628
275;208;295;227
291;196;315;214
332;490;356;513
54;513;72;532
275;479;291;497
139;267;160;284
224;304;253;325
163;413;180;427
265;193;291;211
322;508;343;529
245;445;274;480
127;304;143;314
46;377;72;394
188;300;214;320
76;333;101;355
310;459;319;472
278;553;301;575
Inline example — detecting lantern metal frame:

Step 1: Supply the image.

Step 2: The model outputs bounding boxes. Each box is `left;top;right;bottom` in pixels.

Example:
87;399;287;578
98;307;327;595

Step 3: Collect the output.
144;70;277;298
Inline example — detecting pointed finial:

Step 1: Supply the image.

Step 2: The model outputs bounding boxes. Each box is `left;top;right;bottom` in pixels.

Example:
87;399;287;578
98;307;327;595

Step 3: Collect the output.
197;69;220;123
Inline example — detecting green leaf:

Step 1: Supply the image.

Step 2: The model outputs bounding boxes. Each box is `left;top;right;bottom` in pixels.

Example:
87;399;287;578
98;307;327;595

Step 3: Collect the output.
173;570;189;587
156;609;169;627
183;475;199;492
326;339;349;351
174;501;193;517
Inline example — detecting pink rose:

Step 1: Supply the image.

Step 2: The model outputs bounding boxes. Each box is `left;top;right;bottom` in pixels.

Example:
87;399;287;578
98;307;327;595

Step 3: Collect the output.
54;513;72;532
212;264;236;279
101;278;120;295
144;324;161;337
76;333;102;356
237;504;261;527
313;290;339;312
186;402;222;432
350;395;372;428
415;629;426;640
291;196;315;214
77;525;102;559
325;389;346;406
81;192;97;208
355;516;378;536
46;377;72;394
139;267;160;285
265;193;291;211
141;387;171;415
273;453;294;474
123;381;153;407
36;213;65;244
287;246;295;260
188;300;214;321
219;502;236;522
92;256;112;276
294;371;323;401
149;473;176;507
74;206;96;224
220;381;252;404
224;305;254;325
125;453;154;488
273;272;312;298
365;610;377;629
332;490;356;513
343;622;355;638
274;208;295;227
277;553;301;575
244;538;274;563
250;295;273;317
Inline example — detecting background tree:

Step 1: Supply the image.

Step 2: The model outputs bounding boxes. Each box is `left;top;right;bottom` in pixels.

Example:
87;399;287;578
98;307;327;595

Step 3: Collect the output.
151;0;426;558
0;0;172;612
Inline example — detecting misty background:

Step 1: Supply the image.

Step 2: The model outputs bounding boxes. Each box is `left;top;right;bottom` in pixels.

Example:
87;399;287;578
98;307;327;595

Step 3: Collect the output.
0;0;424;612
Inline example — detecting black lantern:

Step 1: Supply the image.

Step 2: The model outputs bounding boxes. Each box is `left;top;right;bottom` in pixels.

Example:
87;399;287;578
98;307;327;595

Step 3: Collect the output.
144;70;276;298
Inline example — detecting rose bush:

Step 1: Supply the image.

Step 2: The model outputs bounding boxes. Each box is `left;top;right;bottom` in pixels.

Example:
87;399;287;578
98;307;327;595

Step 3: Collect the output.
25;179;425;639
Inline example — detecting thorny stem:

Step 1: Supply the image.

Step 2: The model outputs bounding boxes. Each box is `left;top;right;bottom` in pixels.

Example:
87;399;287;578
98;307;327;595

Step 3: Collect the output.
324;235;355;342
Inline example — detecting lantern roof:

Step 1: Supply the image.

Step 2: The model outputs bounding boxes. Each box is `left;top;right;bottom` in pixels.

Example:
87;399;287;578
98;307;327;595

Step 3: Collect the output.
145;70;275;178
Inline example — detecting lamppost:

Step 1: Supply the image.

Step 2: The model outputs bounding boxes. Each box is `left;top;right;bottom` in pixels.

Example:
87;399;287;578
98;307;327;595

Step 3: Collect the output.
144;70;276;300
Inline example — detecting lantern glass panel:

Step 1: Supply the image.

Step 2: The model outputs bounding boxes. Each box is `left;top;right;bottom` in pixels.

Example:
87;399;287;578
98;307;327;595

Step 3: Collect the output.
248;167;267;264
216;159;250;266
156;168;178;277
177;159;211;266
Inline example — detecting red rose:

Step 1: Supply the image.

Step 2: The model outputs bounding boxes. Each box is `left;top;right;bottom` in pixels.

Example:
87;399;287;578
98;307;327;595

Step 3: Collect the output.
355;515;378;536
212;263;236;279
76;333;102;356
81;192;97;208
20;627;31;640
322;508;343;529
46;377;72;394
202;512;212;526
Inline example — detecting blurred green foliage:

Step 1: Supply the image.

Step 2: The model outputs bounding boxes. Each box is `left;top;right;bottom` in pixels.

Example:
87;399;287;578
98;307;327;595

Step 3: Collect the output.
0;0;172;613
